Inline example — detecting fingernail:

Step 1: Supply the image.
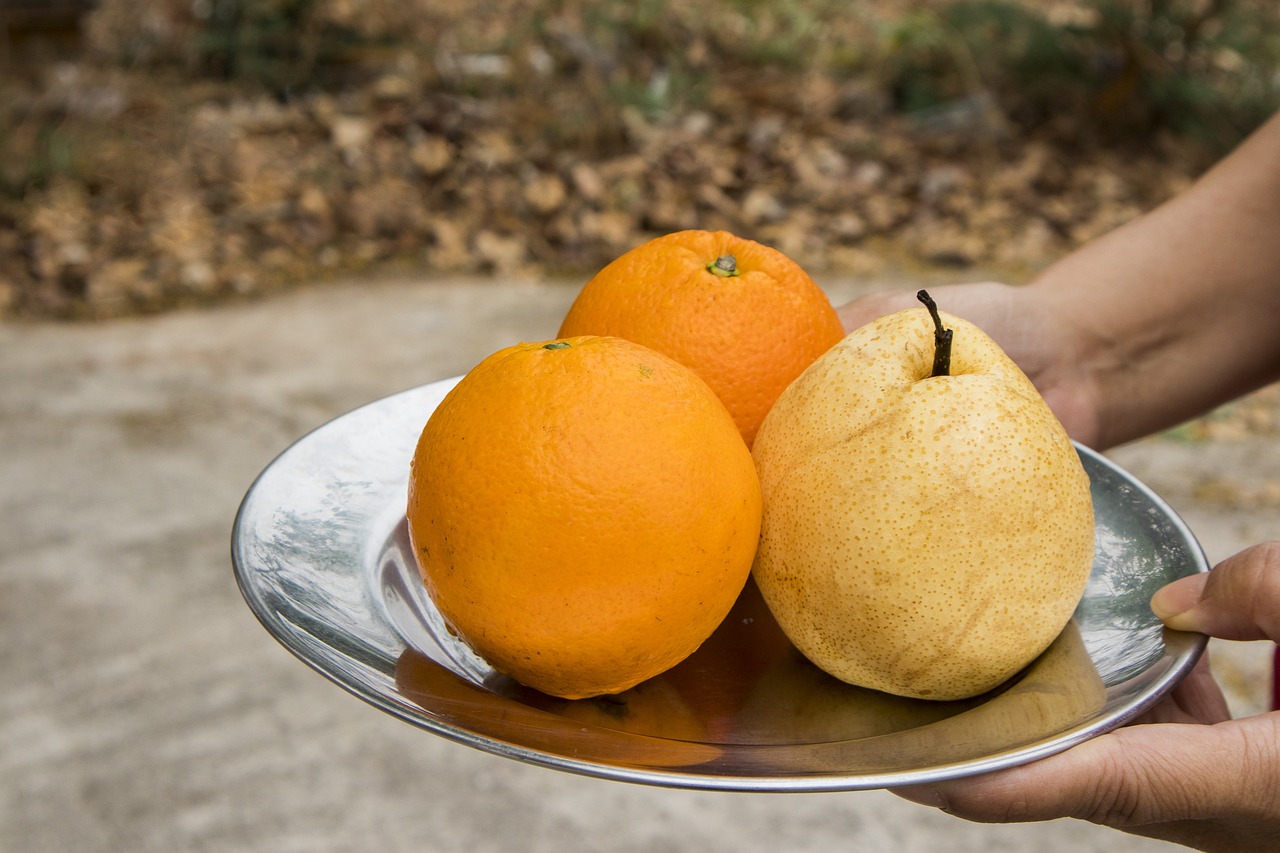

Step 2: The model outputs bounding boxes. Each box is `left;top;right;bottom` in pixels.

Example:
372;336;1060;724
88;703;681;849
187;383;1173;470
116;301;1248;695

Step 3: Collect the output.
1150;573;1208;630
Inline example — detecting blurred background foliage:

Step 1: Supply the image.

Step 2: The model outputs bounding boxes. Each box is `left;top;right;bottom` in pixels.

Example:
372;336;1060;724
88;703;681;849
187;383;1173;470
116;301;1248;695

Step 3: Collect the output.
148;0;1280;148
1;0;1277;318
879;0;1279;148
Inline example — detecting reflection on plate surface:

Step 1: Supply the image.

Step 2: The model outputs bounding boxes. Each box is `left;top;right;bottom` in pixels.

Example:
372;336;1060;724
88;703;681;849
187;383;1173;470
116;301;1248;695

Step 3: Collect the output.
232;377;1208;792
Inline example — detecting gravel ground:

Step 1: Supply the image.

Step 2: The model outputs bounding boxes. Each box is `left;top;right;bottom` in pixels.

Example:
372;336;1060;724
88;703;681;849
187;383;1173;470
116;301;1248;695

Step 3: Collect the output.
2;272;1274;852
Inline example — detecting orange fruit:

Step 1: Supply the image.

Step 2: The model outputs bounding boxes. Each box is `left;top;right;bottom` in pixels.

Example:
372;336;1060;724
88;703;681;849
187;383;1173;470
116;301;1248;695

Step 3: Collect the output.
406;335;762;699
558;229;846;447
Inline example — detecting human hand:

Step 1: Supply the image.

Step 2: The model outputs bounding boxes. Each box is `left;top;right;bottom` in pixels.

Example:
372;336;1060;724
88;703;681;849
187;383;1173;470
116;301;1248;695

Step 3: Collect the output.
892;542;1280;852
836;282;1104;448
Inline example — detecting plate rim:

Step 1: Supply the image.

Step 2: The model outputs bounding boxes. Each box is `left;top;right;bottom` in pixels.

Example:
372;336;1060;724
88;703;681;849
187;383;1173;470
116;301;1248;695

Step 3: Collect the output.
231;377;1210;793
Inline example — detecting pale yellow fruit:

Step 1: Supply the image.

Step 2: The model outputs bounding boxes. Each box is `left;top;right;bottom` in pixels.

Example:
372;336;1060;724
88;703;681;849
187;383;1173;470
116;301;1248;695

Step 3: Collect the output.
751;305;1095;701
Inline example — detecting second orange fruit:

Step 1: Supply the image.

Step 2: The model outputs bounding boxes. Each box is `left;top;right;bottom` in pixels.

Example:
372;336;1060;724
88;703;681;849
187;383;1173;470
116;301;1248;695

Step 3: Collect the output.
558;230;847;448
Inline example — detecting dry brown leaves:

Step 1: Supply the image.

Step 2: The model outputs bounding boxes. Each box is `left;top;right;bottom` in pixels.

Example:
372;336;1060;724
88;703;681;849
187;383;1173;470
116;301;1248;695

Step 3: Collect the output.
0;1;1212;320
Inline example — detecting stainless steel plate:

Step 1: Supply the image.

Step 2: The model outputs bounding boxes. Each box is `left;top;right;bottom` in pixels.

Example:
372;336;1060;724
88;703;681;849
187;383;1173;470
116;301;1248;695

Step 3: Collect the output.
232;377;1208;792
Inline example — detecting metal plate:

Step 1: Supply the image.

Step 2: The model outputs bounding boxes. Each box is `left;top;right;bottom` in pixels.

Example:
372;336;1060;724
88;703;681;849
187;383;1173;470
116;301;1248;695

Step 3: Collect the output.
232;377;1208;792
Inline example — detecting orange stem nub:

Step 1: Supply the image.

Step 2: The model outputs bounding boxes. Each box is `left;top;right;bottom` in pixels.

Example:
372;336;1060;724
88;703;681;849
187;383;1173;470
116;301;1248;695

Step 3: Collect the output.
707;255;738;277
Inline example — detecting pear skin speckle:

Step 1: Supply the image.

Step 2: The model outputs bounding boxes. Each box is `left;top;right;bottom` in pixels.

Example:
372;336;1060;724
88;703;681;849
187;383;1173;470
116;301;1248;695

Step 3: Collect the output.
751;308;1095;701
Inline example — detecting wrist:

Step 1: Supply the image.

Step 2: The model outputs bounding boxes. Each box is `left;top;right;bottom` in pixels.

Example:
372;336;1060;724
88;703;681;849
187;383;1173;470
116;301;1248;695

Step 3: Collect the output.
1009;280;1109;448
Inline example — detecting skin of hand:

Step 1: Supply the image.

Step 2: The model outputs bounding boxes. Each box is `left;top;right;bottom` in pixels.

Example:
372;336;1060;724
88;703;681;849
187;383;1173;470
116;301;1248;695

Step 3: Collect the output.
891;543;1280;853
834;112;1280;850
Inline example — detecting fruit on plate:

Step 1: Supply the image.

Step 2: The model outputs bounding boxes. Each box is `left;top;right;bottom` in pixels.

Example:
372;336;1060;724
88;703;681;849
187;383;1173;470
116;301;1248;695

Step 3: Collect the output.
406;335;761;700
558;229;846;448
750;291;1095;701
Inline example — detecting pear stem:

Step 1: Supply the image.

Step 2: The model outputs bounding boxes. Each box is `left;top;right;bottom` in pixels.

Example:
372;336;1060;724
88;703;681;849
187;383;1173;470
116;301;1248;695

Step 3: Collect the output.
917;290;953;377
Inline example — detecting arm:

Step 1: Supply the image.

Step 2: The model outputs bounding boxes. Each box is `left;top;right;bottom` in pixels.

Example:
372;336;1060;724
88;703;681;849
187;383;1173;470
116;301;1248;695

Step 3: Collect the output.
1028;110;1280;448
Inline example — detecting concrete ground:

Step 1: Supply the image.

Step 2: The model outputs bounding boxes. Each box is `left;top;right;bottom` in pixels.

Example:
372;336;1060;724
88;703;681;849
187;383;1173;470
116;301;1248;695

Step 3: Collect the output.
2;272;1275;852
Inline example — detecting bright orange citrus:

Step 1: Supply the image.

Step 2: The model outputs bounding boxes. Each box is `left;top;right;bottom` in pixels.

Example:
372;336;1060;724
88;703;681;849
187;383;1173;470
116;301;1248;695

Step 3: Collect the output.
558;229;846;447
406;335;762;700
